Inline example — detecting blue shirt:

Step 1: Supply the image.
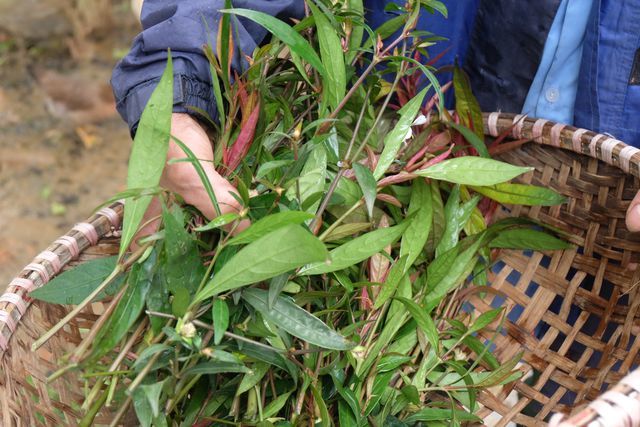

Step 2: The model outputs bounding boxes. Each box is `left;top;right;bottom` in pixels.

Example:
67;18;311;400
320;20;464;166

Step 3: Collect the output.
112;0;640;146
522;0;594;125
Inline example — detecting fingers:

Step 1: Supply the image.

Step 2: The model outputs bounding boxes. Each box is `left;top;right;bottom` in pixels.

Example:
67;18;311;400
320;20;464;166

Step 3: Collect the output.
626;191;640;232
131;196;162;252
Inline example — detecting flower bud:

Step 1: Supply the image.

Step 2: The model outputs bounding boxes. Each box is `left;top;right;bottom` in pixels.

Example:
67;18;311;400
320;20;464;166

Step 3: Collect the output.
179;322;197;339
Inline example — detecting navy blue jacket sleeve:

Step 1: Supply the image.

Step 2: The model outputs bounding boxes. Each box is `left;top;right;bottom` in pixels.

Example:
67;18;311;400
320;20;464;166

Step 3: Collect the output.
111;0;304;135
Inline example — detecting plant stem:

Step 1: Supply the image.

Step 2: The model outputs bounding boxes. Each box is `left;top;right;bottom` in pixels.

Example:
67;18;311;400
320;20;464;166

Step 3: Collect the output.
78;386;109;427
32;243;150;351
108;317;149;372
318;199;364;241
70;284;128;363
108;395;132;427
145;310;287;355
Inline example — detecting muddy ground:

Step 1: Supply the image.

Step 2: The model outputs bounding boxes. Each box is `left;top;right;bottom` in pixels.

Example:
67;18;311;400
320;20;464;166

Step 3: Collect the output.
0;2;139;286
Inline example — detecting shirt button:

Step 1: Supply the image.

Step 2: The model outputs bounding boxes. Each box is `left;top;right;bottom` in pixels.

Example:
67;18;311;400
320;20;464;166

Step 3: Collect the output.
545;87;560;103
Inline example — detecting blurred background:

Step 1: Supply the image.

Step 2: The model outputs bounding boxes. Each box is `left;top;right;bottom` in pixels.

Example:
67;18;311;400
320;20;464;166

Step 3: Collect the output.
0;0;141;285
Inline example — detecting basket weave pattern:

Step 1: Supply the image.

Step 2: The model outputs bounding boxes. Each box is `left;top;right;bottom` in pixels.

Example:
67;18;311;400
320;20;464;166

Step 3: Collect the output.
1;114;640;426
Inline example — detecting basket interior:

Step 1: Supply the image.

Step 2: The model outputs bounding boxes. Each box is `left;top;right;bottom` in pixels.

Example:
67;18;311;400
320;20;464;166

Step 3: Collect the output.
2;121;640;426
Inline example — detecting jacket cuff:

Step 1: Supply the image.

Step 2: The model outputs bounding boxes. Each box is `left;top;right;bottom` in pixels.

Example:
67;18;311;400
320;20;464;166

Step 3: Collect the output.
119;74;217;137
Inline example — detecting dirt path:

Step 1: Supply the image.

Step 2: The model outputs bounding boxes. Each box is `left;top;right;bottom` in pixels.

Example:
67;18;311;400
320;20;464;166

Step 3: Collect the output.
0;7;137;287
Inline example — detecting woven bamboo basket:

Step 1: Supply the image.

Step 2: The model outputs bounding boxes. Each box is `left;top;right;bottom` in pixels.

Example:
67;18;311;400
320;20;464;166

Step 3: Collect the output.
2;113;640;427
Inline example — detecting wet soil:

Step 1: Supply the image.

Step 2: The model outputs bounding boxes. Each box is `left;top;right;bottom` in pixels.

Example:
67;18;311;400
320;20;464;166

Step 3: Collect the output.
0;11;138;287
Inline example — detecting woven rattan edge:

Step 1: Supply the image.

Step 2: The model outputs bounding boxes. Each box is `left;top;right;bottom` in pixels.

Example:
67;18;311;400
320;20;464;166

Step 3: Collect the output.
0;201;124;359
482;113;640;179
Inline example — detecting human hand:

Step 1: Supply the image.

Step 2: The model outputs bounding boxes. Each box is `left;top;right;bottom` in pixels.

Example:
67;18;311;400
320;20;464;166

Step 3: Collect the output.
134;113;249;246
626;191;640;232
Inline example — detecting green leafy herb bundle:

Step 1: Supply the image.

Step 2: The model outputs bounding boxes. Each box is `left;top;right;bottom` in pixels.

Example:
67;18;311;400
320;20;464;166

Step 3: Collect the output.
32;1;570;426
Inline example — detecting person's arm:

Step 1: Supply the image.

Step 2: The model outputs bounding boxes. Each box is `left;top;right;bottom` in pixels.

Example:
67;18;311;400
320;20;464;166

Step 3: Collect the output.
113;1;303;245
112;0;304;135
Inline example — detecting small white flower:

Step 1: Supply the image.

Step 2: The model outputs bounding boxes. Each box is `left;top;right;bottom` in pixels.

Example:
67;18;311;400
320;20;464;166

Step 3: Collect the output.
412;114;428;126
403;127;413;142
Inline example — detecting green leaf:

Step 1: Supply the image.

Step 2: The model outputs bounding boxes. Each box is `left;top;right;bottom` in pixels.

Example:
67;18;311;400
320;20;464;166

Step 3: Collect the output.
353;163;377;218
171;286;190;317
377;354;414;373
346;0;364;64
91;249;157;361
436;186;481;256
212;298;229;345
263;390;293;419
236;362;269;396
425;235;487;312
163;208;206;294
471;183;567;206
394;297;439;352
373;256;408;310
132;344;171;372
447;122;489;158
308;0;346;110
469;308;503;333
290;143;327;212
182;361;250;377
120;55;173;257
415;157;532;186
453;65;485;147
489;228;572;250
242;288;354;350
324;222;371;242
224;9;325;76
373;88;428;179
268;273;290;310
132;386;153;427
255;159;293;180
300;222;409;275
339;400;359;427
399;179;432;269
147;263;170;334
30;256;124;304
197;225;328;300
139;379;167;418
226;211;314;246
404;407;481;424
194;213;240;231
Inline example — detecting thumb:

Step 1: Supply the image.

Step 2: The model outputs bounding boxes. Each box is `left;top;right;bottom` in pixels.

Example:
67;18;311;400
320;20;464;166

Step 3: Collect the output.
626;191;640;232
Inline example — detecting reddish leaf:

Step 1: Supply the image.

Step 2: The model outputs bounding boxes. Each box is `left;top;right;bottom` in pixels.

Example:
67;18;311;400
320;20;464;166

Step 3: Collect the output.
420;144;454;170
488;138;531;156
224;103;261;174
376;193;402;207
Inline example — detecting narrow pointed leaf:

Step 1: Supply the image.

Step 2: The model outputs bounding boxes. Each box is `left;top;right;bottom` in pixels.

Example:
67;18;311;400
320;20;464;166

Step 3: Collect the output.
212;298;230;345
300;222;409;275
453;65;484;145
223;9;325;76
489;228;571;250
471;183;567;206
30;256;124;304
400;179;432;269
373;88;428;179
353;163;377;218
394;297;439;351
308;0;346;110
120;55;173;256
416;157;532;186
196;225;328;300
243;288;354;350
226;211;314;246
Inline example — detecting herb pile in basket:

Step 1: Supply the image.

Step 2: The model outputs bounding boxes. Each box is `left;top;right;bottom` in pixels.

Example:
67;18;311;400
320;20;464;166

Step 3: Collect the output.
31;1;571;426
